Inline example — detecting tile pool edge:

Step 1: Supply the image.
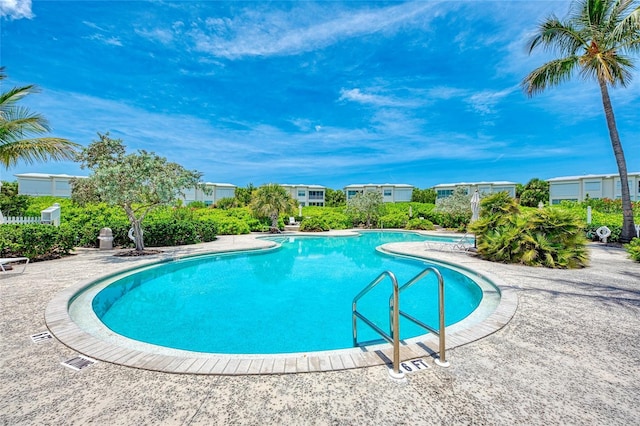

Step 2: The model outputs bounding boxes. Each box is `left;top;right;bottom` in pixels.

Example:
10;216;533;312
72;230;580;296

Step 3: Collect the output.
45;236;518;375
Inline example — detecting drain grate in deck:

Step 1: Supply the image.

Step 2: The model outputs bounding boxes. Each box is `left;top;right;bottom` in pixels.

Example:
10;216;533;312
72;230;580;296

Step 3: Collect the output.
61;355;97;371
30;331;53;343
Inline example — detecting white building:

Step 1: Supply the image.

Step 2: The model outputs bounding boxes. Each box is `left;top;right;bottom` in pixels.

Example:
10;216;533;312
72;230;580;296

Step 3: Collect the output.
281;184;326;206
181;183;236;206
16;172;235;205
344;184;413;203
548;172;640;204
16;173;85;197
433;181;517;200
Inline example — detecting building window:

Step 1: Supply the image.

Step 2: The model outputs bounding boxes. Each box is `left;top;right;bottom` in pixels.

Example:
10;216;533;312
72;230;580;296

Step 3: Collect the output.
436;189;453;198
309;190;324;200
383;189;392;197
298;190;306;197
347;190;362;199
584;181;601;192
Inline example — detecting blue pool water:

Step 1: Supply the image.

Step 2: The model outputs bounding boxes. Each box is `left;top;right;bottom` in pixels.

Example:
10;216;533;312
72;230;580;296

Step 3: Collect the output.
91;232;482;354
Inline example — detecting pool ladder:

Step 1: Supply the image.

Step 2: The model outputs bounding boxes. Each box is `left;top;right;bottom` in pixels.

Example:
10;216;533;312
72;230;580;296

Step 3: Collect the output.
352;266;449;380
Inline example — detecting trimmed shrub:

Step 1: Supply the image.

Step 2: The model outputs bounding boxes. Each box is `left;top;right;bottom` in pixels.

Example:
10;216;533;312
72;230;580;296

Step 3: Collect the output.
406;218;435;230
0;224;75;260
625;238;640;262
299;216;330;232
379;212;408;228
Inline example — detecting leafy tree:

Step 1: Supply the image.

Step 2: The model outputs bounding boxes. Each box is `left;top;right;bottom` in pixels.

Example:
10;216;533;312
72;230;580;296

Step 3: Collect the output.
434;187;472;217
515;183;525;199
249;183;297;232
522;0;639;242
234;183;255;206
411;188;437;204
346;191;385;228
520;178;550;207
71;133;205;252
0;68;80;168
325;188;346;207
0;180;30;216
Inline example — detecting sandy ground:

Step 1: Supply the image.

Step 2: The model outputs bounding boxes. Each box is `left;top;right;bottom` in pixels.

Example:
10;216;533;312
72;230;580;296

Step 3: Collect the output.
1;234;639;425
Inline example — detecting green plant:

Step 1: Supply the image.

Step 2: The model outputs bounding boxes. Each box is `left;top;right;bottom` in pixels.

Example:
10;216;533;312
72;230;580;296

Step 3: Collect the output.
0;223;75;260
471;206;588;268
379;211;408;228
346;191;385;228
625;238;640;262
299;216;330;232
405;218;435;230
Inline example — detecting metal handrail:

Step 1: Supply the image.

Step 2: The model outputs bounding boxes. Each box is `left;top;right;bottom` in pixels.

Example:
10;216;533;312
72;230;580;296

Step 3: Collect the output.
389;267;449;367
352;271;403;378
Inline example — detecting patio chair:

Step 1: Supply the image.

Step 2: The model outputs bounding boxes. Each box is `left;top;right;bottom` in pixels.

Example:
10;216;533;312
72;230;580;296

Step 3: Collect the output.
0;257;30;274
425;234;474;252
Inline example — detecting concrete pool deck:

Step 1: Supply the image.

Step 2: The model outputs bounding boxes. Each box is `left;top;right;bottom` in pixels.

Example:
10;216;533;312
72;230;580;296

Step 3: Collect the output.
1;232;639;424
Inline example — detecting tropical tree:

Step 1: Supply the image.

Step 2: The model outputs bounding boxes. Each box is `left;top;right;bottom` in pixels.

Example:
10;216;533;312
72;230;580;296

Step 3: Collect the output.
249;184;297;232
72;133;205;252
346;191;385;228
325;188;346;207
0;68;79;168
522;0;639;242
411;187;437;204
520;178;550;207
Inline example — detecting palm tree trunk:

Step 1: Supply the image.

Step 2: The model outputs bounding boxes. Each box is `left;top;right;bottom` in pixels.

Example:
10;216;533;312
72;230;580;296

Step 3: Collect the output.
597;77;636;243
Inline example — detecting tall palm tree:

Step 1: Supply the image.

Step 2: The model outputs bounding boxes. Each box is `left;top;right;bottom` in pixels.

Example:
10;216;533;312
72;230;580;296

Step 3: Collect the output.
522;0;639;243
250;183;297;233
0;67;80;169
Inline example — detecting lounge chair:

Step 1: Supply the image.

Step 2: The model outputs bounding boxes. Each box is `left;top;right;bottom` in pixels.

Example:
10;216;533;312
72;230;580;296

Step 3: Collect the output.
425;234;474;252
0;257;30;274
288;217;297;225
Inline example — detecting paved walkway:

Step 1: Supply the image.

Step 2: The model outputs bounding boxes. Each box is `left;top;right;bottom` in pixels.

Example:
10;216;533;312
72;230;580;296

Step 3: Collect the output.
1;233;639;425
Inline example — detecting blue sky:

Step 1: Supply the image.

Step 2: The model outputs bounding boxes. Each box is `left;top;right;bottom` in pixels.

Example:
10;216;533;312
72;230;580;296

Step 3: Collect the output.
1;0;638;189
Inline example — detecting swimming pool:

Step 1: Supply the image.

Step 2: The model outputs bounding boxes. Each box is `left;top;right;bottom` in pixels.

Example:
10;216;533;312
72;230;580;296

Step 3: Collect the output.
74;231;483;355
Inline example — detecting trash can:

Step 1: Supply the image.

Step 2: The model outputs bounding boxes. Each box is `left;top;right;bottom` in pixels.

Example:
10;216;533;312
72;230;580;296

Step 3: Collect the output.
98;228;114;250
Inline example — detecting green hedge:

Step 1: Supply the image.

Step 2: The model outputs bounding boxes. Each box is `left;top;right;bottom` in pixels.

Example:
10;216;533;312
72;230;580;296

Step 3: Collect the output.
299;216;330;232
0;224;75;260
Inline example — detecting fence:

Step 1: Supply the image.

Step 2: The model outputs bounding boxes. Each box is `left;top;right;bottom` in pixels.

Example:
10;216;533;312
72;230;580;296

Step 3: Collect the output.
0;203;61;226
1;216;41;225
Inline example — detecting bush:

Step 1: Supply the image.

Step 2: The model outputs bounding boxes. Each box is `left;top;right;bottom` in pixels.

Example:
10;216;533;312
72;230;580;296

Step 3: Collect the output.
0;224;75;260
299;216;330;232
625;238;640;262
471;205;588;268
405;218;435;230
379;211;408;228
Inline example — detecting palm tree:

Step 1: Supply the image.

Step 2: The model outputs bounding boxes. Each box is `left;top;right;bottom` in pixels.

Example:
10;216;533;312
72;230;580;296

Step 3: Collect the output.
0;67;80;169
249;183;297;233
522;0;639;243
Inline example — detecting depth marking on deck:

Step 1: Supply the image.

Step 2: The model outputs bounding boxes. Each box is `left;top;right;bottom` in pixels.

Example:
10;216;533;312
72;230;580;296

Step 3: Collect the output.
399;358;430;374
30;331;53;343
61;355;98;371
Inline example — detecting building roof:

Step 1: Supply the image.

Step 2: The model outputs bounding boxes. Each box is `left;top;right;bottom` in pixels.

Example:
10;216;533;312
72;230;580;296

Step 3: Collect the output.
547;172;640;182
280;184;326;189
433;181;516;188
14;173;87;179
344;183;413;188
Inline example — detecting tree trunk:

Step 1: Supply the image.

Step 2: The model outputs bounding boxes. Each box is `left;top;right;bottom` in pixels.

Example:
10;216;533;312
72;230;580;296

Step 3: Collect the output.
124;204;145;251
597;77;636;243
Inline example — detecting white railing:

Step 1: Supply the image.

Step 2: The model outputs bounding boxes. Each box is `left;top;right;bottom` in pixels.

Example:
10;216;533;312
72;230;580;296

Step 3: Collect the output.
1;216;41;225
0;203;61;226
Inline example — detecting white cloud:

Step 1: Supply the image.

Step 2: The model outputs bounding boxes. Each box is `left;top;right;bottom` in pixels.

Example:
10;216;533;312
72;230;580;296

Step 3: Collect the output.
338;88;418;108
190;2;440;59
88;34;123;47
466;87;517;115
0;0;33;20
